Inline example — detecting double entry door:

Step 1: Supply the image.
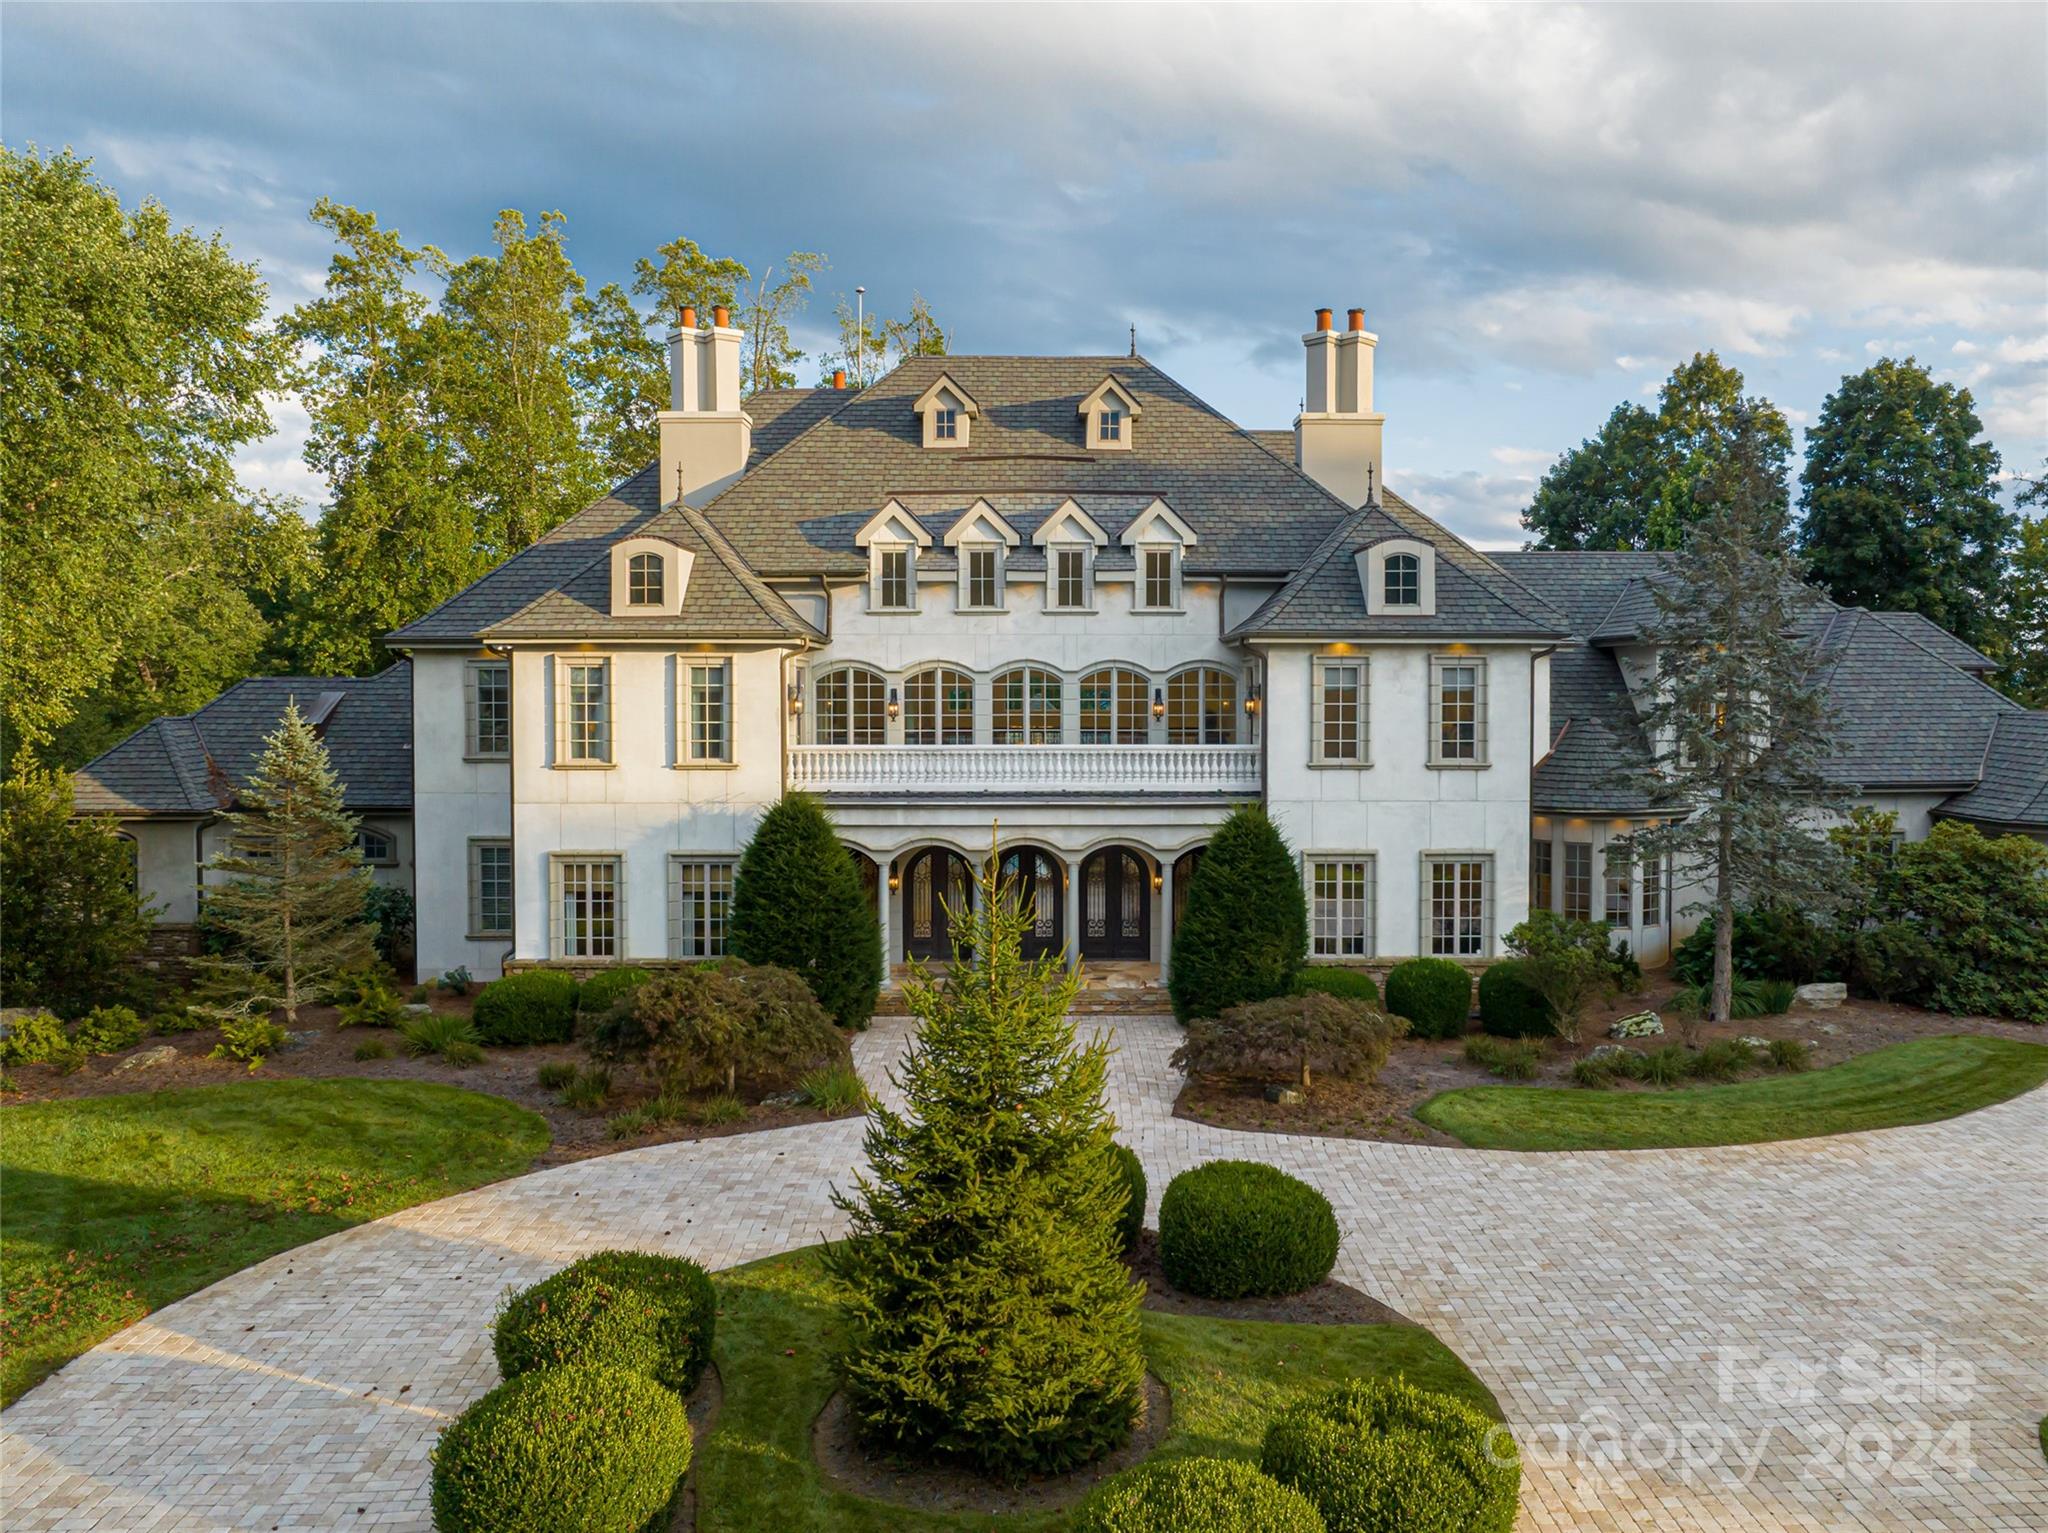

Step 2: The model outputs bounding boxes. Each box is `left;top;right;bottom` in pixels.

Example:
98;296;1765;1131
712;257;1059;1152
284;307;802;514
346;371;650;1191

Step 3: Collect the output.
1079;847;1150;961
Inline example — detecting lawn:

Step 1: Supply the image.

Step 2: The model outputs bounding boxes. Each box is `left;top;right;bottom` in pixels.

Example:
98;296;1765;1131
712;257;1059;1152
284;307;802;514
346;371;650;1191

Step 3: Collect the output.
692;1245;1501;1531
0;1079;547;1405
1415;1034;2048;1152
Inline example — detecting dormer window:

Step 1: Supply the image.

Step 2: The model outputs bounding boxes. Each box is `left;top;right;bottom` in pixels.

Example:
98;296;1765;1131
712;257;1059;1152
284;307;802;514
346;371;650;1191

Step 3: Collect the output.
1054;547;1089;609
628;552;664;607
1033;498;1108;613
1079;377;1142;451
962;544;1002;610
1099;406;1122;443
915;374;981;448
1384;553;1419;608
1142;547;1178;610
934;406;958;441
1120;497;1197;613
878;546;913;610
856;499;933;614
1357;538;1437;617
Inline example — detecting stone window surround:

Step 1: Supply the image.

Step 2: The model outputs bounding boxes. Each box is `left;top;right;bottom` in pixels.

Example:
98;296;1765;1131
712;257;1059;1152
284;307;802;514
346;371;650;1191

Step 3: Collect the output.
1304;851;1377;960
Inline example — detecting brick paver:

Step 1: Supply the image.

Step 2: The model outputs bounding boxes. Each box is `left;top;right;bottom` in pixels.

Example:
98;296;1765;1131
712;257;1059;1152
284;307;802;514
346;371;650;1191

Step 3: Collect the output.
3;1013;2043;1530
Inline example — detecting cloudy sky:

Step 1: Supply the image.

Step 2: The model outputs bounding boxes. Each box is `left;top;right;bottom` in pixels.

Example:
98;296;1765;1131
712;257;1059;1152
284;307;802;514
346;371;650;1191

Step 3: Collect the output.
8;2;2044;547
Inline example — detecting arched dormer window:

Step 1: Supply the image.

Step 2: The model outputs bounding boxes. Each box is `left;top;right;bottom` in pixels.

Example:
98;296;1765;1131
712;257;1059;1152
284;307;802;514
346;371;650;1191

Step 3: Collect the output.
815;665;888;746
1356;537;1437;617
609;535;691;616
1384;552;1420;608
628;552;665;607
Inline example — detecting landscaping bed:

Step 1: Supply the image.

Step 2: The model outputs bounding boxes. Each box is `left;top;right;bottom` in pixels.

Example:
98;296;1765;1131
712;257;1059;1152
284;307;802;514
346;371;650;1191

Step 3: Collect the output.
1174;974;2048;1147
0;1078;546;1406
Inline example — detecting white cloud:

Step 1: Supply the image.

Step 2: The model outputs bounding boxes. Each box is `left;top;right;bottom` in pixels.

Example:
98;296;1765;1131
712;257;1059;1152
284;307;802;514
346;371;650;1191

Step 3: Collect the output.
234;392;324;511
1395;469;1536;551
1490;446;1555;468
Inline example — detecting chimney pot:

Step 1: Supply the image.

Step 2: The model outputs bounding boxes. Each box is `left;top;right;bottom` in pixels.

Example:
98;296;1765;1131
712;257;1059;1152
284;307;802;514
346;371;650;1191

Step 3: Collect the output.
680;305;697;330
712;304;730;328
1348;307;1366;332
832;368;847;390
1315;307;1333;332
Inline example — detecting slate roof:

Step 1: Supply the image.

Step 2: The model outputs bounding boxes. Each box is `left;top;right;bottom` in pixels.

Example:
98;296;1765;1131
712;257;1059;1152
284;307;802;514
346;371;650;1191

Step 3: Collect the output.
1228;493;1571;640
1808;608;2019;788
1936;711;2048;828
1867;610;1996;674
74;663;413;817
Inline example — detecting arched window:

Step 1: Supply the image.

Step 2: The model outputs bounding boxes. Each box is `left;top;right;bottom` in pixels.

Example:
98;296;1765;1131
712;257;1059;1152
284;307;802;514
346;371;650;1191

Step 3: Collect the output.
356;826;397;865
1384;552;1420;607
815;666;887;746
903;667;974;745
1166;667;1237;745
991;667;1063;745
627;552;665;607
1078;667;1149;744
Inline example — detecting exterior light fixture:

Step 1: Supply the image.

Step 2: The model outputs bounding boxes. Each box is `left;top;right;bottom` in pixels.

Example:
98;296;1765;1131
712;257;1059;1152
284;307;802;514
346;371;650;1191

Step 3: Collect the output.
887;686;901;720
1150;870;1164;892
887;869;901;892
1245;684;1262;716
1151;687;1166;720
787;682;803;715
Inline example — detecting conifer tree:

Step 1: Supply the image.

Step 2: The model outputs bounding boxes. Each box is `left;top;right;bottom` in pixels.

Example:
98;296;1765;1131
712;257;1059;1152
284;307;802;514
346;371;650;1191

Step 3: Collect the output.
1168;805;1308;1022
824;834;1145;1480
728;792;881;1028
1613;404;1849;1033
195;703;377;1027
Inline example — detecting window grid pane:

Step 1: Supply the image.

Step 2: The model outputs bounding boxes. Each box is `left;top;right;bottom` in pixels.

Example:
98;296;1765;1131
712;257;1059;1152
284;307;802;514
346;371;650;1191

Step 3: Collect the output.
905;668;973;745
1563;842;1593;921
966;547;999;608
879;548;911;609
1167;668;1237;745
1605;858;1632;926
469;663;510;757
1316;660;1363;762
1055;548;1086;608
628;553;664;606
1641;856;1663;927
1436;662;1479;761
1531;839;1553;913
1078;667;1148;745
817;668;886;745
992;667;1062;744
668;859;733;959
471;842;511;936
1385;553;1419;606
1427;858;1490;957
934;407;956;440
555;858;619;959
1100;407;1121;442
1311;858;1373;958
565;662;610;762
686;661;729;762
1143;549;1174;608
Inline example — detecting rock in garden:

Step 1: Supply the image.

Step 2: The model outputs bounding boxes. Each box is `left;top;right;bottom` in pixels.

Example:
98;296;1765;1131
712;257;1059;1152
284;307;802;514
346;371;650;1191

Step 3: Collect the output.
1264;1084;1304;1105
1588;1043;1630;1060
113;1044;180;1073
762;1089;806;1107
281;1029;320;1052
1795;982;1846;1008
404;1003;433;1015
1608;1011;1664;1038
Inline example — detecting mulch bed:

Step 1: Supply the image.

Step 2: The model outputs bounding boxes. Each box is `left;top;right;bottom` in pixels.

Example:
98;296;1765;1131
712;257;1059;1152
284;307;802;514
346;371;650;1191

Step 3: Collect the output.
1174;978;2043;1145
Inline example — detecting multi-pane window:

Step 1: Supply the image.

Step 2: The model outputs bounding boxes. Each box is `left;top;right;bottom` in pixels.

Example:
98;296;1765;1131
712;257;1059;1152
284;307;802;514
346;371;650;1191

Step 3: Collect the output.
1425;856;1492;958
1384;552;1420;607
627;552;664;606
1312;657;1366;763
1166;667;1237;745
356;827;396;865
1054;547;1089;609
552;856;620;960
1563;842;1593;921
667;858;733;959
1531;838;1554;913
1640;855;1663;927
816;666;887;746
1141;547;1177;609
469;840;511;937
1079;667;1149;744
933;406;958;440
1604;855;1632;926
682;659;731;764
1309;857;1374;958
876;546;913;610
1099;406;1122;442
465;661;510;758
904;667;974;745
562;659;611;763
992;666;1063;744
1430;656;1487;765
963;545;1001;609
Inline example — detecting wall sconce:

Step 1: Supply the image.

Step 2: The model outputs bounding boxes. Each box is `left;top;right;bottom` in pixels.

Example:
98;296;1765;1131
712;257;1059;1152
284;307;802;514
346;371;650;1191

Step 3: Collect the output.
787;682;803;716
887;686;901;721
1150;870;1164;892
886;859;900;892
1151;687;1166;720
1244;684;1262;716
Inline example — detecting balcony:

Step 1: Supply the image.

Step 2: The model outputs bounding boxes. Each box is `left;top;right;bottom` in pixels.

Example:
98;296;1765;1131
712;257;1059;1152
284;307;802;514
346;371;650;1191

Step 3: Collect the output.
787;744;1261;799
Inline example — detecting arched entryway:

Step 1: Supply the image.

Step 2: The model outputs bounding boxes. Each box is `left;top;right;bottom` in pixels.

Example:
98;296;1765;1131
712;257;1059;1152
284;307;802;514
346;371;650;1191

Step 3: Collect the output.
901;847;972;961
1171;846;1206;933
1079;845;1151;961
997;846;1064;962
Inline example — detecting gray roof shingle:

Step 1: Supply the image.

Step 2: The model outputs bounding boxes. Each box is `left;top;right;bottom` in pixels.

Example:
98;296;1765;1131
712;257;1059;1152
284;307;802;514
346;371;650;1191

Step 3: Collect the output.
1936;711;2048;827
74;663;413;817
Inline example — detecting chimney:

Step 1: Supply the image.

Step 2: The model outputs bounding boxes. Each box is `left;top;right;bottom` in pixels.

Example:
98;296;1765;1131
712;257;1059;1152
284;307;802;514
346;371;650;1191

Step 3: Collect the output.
1293;304;1385;509
659;307;751;507
832;368;847;390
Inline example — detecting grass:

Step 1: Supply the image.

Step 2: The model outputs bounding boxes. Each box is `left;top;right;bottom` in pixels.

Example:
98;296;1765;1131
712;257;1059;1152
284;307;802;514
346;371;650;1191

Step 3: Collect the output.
1415;1035;2048;1151
0;1079;547;1406
692;1245;1499;1531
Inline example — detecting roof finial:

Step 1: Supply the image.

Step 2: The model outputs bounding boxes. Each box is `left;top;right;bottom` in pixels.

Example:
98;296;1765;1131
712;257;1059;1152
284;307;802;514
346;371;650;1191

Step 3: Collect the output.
1365;462;1378;507
675;460;686;508
1129;323;1136;358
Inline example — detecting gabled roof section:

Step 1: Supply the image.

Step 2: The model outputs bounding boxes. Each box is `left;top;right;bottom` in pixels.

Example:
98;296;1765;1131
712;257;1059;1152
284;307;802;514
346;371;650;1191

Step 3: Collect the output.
1119;497;1198;547
1867;610;1997;674
941;499;1021;548
1077;375;1143;420
913;372;981;418
855;499;934;548
1031;498;1109;547
1936;711;2048;829
74;664;414;817
1231;491;1570;640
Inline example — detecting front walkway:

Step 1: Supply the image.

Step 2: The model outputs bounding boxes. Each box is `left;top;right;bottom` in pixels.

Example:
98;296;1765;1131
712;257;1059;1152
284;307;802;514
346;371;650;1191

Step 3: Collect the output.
4;1015;2044;1531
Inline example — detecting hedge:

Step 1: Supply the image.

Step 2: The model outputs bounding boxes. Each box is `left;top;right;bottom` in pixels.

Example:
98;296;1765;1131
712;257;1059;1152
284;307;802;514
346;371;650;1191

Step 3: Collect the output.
493;1250;716;1396
1157;1160;1338;1300
1260;1376;1517;1533
1109;1142;1147;1255
472;970;579;1046
429;1364;691;1533
1295;967;1381;1006
577;966;651;1018
1383;959;1472;1040
1476;961;1551;1039
1073;1456;1327;1532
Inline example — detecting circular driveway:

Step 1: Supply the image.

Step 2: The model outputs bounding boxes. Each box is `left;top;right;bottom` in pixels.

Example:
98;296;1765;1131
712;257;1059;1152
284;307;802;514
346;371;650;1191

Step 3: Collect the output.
4;1014;2044;1531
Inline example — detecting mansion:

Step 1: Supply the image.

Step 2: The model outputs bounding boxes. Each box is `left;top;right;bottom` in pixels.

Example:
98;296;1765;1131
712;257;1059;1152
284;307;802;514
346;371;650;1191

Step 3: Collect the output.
78;308;2048;981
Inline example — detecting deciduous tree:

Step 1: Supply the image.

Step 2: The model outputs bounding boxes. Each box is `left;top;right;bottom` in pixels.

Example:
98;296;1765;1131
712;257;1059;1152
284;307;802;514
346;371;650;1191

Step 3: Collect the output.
740;253;827;394
1991;464;2047;707
631;235;748;329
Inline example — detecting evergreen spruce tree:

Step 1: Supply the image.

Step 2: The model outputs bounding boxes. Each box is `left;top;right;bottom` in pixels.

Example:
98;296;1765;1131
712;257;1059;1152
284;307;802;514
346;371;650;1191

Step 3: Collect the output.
824;834;1146;1480
1613;404;1849;1035
728;792;882;1029
195;704;377;1026
1168;805;1308;1022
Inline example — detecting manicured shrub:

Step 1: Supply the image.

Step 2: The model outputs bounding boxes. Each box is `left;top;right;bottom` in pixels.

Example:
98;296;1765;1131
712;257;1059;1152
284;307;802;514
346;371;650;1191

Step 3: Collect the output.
1108;1142;1147;1255
472;970;579;1046
1570;1054;1619;1089
71;1005;146;1055
1158;1160;1338;1300
493;1250;716;1395
1476;961;1550;1039
0;1010;72;1067
577;966;651;1018
1295;967;1380;1006
1638;1045;1690;1087
1755;979;1797;1015
729;792;882;1029
1501;913;1618;1041
1073;1456;1327;1533
1842;921;1942;1004
825;847;1144;1481
1169;806;1308;1023
429;1364;691;1533
1383;959;1472;1040
353;1037;390;1061
150;1006;206;1033
1260;1375;1517;1533
691;1092;745;1125
1172;992;1403;1093
605;960;847;1096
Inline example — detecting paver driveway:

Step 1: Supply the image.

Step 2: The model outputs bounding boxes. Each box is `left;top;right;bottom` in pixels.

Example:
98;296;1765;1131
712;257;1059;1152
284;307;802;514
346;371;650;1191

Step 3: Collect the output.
4;1013;2045;1531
